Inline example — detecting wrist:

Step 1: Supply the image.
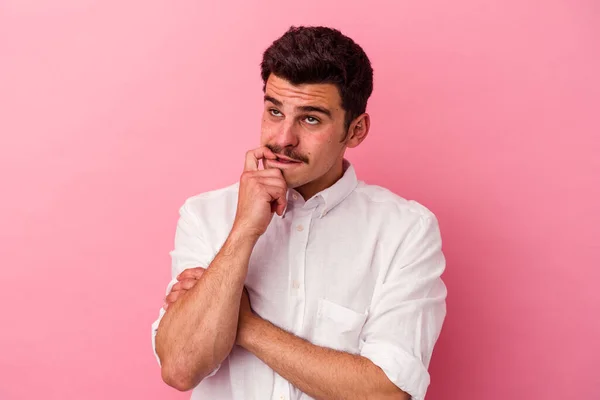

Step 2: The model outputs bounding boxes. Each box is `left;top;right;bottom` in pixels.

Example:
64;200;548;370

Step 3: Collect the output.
238;314;264;350
230;222;262;243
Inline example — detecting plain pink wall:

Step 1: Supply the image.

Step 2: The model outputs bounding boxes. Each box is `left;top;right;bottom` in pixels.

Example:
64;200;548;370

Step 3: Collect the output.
1;1;598;399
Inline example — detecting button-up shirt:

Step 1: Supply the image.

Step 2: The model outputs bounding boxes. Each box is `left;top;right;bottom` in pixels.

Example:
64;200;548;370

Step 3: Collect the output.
151;160;447;400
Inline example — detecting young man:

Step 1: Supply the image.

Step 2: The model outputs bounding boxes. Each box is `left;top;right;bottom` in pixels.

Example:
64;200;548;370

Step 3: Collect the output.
152;26;447;400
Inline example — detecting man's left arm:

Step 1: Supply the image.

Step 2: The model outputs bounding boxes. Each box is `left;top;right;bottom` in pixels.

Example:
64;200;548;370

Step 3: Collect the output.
237;311;408;400
237;213;447;400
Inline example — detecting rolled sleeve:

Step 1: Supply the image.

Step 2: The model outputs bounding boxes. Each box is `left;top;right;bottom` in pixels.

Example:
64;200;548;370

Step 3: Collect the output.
151;200;221;377
361;342;430;399
359;214;447;400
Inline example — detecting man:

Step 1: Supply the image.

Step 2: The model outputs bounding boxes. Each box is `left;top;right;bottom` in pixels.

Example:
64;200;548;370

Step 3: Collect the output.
152;26;447;400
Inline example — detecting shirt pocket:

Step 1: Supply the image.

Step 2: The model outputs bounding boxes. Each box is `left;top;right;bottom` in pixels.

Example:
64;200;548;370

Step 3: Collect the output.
313;298;368;354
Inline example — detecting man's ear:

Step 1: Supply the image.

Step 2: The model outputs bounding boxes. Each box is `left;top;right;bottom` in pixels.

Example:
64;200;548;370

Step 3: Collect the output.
345;113;370;148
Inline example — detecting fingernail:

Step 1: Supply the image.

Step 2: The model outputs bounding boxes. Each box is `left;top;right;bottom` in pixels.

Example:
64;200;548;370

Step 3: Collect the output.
163;302;168;310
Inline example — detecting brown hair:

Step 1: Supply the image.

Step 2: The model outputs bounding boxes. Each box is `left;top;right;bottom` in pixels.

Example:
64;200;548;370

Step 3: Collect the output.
261;26;374;134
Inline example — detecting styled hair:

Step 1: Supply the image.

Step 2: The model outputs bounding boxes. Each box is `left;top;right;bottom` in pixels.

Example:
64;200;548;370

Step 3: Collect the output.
260;26;374;134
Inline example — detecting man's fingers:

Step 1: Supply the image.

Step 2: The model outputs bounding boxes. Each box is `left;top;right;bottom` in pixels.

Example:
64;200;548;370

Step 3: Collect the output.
269;194;287;216
177;267;205;281
245;147;277;172
171;278;198;292
262;183;287;200
256;177;288;190
164;273;202;310
255;168;285;178
274;194;287;216
165;289;184;308
262;184;287;216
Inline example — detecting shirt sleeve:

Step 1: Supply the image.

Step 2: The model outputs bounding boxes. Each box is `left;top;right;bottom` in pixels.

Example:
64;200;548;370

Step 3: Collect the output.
359;214;447;400
151;199;221;378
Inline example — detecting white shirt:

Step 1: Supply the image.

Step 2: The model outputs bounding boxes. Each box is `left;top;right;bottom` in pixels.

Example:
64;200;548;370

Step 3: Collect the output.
152;159;447;400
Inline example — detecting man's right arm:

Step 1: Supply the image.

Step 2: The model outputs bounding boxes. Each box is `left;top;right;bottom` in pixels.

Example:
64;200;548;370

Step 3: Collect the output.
154;147;286;392
155;226;258;391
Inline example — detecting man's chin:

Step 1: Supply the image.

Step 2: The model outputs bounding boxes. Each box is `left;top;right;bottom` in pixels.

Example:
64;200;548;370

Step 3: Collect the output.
281;173;295;188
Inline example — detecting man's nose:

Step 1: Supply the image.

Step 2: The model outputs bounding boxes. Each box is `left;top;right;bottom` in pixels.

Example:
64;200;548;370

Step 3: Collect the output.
273;120;299;148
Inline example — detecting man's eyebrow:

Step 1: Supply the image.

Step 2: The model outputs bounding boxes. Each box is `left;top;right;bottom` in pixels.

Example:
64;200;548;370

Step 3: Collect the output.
264;95;283;107
264;95;332;118
297;105;331;118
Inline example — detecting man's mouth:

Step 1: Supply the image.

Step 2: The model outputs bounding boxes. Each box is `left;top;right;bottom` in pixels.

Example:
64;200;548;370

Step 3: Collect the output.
275;155;302;164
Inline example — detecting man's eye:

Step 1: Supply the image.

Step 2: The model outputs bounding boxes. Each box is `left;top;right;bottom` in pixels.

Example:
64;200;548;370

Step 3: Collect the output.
304;116;319;125
270;109;282;117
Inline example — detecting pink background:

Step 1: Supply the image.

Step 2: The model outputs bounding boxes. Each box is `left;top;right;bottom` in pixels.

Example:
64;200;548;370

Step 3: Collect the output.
1;1;599;399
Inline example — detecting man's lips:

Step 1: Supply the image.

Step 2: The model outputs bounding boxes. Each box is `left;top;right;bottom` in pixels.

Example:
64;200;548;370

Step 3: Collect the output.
274;154;302;163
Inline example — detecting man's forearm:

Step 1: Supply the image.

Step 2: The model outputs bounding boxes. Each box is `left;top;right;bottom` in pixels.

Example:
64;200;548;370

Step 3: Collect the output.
156;228;258;390
239;316;408;400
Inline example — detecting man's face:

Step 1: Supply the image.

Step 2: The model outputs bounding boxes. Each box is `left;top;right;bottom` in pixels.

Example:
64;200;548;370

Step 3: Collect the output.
260;74;348;197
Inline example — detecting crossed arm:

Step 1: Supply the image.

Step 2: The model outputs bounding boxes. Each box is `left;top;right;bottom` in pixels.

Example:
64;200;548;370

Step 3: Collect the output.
163;267;409;400
154;200;445;399
153;204;407;398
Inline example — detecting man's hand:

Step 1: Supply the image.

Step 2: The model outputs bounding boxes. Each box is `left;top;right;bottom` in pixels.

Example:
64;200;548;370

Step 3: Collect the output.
163;267;205;310
232;147;288;238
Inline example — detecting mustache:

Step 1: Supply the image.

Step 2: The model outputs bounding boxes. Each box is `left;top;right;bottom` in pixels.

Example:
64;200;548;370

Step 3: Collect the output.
265;145;309;164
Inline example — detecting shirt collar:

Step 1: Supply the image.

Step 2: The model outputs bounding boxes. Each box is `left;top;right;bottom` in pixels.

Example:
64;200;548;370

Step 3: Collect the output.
281;158;358;219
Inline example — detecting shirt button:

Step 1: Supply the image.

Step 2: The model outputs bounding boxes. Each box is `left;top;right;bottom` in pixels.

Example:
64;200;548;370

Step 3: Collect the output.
296;224;304;232
292;280;300;289
292;193;298;200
